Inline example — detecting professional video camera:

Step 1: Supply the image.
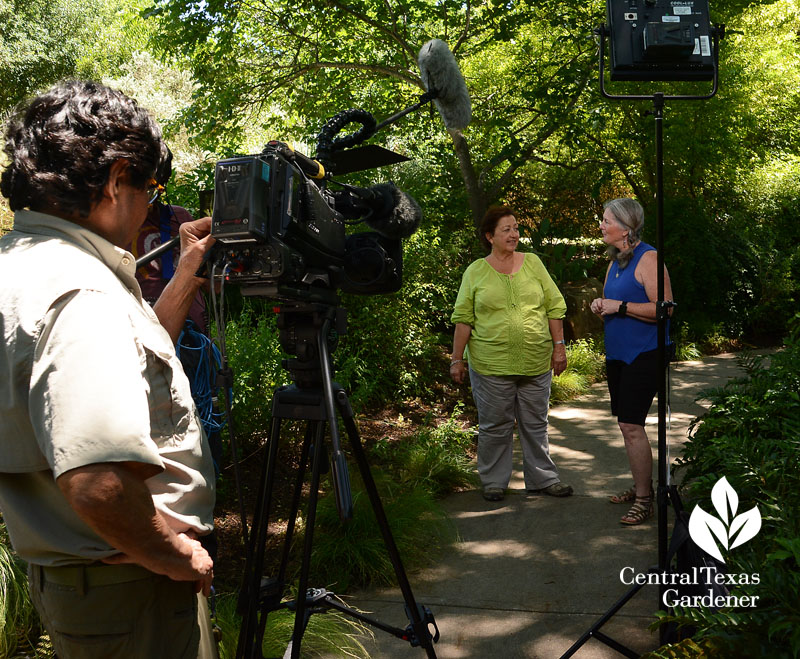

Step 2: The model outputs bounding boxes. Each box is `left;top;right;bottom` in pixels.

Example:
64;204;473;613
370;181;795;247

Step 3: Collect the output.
208;138;421;304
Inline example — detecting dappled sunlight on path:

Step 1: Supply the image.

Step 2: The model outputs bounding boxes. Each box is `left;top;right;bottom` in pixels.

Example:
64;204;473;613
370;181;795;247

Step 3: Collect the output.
345;353;749;658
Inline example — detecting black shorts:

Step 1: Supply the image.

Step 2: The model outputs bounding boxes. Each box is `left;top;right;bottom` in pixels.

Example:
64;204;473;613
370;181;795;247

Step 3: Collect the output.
606;348;660;426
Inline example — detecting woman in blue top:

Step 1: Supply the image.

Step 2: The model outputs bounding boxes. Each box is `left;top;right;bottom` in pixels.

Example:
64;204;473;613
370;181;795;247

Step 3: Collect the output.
591;198;673;525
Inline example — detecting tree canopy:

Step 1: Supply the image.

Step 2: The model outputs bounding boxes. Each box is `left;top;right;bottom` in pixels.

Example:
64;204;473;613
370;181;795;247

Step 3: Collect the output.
2;0;799;341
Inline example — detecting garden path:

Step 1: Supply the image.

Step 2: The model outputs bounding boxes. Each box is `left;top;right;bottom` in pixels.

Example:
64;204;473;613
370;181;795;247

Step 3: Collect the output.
344;352;750;659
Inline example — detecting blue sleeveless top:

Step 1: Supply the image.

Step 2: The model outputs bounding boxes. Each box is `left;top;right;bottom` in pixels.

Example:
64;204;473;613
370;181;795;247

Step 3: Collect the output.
603;242;670;364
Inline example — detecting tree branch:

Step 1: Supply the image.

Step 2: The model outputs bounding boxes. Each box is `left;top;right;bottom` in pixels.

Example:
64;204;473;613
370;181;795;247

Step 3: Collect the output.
325;0;417;61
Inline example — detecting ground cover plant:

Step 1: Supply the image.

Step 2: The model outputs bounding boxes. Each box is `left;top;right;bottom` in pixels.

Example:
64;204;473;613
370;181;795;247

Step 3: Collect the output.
647;315;800;657
552;338;607;403
212;591;372;659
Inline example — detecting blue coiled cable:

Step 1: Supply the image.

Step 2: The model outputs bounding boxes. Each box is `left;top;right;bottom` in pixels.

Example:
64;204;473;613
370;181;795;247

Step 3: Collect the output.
176;321;229;439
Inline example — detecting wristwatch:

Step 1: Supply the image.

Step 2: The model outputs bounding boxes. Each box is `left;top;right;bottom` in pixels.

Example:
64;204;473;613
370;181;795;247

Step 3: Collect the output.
618;301;628;318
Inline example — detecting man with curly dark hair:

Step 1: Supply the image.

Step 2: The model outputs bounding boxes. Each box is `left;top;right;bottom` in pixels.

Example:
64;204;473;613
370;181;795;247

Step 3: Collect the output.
0;80;219;658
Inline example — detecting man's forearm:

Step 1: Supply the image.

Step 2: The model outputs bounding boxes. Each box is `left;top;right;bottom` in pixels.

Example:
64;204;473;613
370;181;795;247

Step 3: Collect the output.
153;266;204;343
57;463;212;585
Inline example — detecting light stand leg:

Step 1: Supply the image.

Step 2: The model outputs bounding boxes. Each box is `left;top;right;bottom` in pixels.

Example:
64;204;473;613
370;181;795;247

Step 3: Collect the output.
559;581;645;659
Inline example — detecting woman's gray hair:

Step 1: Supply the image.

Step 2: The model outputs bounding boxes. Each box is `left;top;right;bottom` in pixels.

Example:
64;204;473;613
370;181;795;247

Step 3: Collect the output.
603;197;644;269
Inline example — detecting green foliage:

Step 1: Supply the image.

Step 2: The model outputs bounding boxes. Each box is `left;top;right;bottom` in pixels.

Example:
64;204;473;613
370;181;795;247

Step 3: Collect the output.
216;298;289;441
641;635;726;658
212;592;372;659
371;403;479;498
519;217;602;287
307;475;455;592
0;0;89;111
673;323;702;362
661;316;800;656
0;520;41;658
335;225;472;407
1;199;12;236
0;0;161;112
551;338;606;403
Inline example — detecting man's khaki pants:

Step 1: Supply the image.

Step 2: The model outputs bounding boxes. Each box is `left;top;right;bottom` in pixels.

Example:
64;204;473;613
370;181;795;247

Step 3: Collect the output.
29;563;219;659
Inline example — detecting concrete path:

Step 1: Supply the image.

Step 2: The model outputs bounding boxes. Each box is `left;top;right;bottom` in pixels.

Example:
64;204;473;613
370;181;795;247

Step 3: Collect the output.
346;353;749;659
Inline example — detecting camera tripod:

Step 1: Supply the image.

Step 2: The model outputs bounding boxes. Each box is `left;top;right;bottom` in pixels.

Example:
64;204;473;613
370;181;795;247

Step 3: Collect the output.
234;302;439;659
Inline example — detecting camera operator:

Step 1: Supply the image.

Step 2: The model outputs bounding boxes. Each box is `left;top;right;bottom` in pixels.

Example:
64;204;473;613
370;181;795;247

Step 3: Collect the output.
0;80;218;658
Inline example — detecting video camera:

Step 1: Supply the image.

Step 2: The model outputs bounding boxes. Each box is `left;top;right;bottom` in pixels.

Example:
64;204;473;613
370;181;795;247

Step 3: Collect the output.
207;137;418;305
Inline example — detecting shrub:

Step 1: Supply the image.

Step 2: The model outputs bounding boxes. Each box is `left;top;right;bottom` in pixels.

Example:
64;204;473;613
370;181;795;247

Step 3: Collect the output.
336;225;473;408
370;403;479;498
306;473;455;593
0;520;42;658
673;323;702;362
551;338;606;403
213;298;289;442
655;316;800;657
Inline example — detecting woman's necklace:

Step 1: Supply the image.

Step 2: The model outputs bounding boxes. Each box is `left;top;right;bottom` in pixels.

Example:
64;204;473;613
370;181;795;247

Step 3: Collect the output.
615;241;638;277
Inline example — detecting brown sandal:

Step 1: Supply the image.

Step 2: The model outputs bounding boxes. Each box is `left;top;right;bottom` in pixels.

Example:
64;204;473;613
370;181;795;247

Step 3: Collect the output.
620;495;654;525
609;485;636;504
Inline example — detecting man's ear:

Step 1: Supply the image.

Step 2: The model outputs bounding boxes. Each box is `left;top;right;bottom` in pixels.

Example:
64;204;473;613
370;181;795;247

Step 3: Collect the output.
102;159;130;204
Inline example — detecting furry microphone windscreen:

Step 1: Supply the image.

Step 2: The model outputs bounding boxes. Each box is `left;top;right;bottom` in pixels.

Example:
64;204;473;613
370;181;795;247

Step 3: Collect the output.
418;39;472;131
363;182;422;240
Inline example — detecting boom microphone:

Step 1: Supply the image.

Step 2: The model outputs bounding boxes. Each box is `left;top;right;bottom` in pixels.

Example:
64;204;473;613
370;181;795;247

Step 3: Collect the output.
418;39;472;130
335;183;422;240
364;183;422;239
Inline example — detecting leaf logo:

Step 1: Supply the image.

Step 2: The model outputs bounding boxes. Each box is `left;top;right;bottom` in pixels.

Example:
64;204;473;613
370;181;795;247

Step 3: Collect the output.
688;477;761;563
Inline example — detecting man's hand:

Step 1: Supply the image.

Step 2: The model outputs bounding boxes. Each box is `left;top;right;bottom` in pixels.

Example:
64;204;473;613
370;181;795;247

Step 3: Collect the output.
58;462;214;595
103;532;214;596
176;216;215;278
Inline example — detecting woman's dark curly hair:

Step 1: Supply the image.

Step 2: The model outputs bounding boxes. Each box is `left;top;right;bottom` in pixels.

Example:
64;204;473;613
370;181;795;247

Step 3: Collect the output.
478;205;515;252
1;80;166;219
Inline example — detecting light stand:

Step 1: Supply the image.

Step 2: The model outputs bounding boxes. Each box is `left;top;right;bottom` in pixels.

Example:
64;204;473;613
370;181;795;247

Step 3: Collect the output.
559;21;723;658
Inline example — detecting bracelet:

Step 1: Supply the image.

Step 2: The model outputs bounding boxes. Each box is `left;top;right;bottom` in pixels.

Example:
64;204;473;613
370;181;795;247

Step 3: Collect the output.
450;359;464;367
553;340;565;346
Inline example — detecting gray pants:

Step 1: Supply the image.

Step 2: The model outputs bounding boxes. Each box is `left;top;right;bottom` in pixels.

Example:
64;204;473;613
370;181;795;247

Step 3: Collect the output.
469;368;560;491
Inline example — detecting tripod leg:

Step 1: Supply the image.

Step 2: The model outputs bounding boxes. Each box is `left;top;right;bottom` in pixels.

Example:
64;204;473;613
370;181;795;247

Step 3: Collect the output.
335;390;438;658
238;414;282;659
253;421;317;655
276;423;316;587
289;420;327;659
558;582;645;659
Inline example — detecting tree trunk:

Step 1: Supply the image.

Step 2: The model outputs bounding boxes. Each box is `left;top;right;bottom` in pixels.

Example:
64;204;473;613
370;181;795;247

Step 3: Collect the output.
448;127;486;227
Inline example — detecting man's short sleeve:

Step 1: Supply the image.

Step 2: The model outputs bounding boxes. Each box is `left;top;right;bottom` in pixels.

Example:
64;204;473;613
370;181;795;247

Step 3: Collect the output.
29;289;164;478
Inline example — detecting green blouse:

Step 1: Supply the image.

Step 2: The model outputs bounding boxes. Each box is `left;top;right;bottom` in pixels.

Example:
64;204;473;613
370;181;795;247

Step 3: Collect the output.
451;252;567;377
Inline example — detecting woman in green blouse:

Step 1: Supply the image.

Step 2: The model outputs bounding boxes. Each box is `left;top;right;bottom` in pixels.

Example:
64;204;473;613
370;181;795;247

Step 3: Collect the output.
450;205;572;502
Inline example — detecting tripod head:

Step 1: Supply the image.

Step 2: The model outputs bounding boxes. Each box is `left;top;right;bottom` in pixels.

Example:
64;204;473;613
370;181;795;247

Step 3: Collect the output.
275;303;347;390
